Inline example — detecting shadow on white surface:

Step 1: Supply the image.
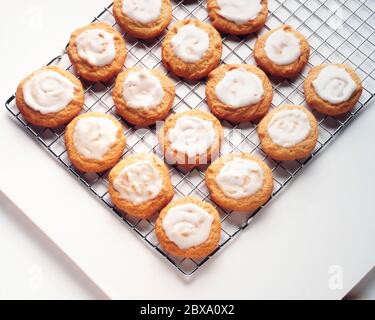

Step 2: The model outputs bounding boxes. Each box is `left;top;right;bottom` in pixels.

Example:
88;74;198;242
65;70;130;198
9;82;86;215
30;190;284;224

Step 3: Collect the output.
0;191;108;300
345;268;375;300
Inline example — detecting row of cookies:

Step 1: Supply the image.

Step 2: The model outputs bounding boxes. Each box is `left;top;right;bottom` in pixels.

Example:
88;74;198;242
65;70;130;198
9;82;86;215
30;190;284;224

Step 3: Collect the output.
109;0;298;80
15;58;363;130
20;99;316;172
111;0;268;39
63;18;220;82
108;0;322;84
66;18;362;117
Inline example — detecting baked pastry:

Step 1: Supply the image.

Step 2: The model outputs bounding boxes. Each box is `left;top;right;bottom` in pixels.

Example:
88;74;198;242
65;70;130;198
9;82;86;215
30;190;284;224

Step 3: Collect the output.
113;67;175;127
206;64;273;123
65;112;126;172
113;0;172;39
108;153;174;219
207;0;268;35
304;64;363;116
155;197;221;259
15;66;84;128
254;25;310;78
206;153;273;212
257;105;318;161
162;19;223;80
67;22;127;82
158;109;223;170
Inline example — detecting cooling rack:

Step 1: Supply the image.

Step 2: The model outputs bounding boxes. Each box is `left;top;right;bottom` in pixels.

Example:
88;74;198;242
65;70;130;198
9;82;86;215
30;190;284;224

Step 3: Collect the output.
5;0;375;275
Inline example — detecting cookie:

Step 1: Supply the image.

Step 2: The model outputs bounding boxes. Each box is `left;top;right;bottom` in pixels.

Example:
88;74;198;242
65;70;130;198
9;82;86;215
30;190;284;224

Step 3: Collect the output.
65;112;126;172
162;19;223;80
108;153;174;219
257;105;318;161
155;197;221;259
304;64;363;116
67;22;127;82
113;67;175;127
254;25;310;78
158;109;223;170
113;0;172;39
16;66;84;128
206;153;273;212
207;0;268;35
206;64;273;123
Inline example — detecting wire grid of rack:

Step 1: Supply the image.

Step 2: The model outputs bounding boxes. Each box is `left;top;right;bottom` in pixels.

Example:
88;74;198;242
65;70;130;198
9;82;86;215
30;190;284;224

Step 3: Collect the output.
5;0;375;275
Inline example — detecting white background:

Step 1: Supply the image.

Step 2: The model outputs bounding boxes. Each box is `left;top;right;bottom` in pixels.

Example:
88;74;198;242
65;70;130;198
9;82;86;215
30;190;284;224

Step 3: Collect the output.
0;0;374;299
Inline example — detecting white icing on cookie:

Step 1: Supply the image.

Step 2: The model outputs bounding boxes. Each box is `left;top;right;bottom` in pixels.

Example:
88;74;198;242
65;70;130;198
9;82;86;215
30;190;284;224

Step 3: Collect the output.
215;158;264;199
122;0;162;24
264;29;301;65
122;69;164;109
113;160;163;204
73;116;119;160
76;29;116;67
162;203;214;249
267;109;311;148
171;25;209;63
215;68;264;108
312;65;357;104
168;116;216;157
23;70;75;115
217;0;262;24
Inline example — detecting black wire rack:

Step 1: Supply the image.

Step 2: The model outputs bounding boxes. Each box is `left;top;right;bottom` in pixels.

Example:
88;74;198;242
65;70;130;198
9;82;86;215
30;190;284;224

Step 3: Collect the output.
5;0;375;275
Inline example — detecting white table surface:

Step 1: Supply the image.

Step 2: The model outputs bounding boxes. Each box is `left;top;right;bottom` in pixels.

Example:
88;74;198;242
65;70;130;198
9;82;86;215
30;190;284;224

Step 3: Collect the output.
0;0;374;300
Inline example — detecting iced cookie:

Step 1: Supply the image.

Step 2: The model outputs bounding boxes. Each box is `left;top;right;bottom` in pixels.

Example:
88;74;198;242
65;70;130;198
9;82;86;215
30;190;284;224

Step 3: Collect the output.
206;64;273;123
65;112;126;172
67;22;127;82
155;197;221;259
113;0;172;39
254;25;310;78
158;109;223;170
162;19;223;80
113;67;175;127
207;0;268;35
16;66;84;128
257;105;318;161
206;153;273;212
108;153;174;219
304;64;363;116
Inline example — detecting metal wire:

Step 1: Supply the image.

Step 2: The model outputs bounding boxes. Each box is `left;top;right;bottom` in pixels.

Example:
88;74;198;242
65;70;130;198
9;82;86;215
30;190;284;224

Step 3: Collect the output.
5;0;375;275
